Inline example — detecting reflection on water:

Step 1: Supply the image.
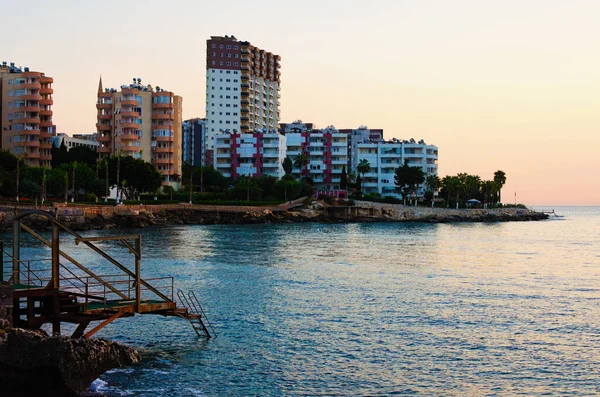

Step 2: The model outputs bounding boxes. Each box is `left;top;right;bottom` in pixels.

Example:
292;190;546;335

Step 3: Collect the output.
4;207;600;396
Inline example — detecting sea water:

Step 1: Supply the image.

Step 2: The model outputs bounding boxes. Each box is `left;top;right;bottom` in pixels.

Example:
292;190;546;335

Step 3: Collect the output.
9;207;600;396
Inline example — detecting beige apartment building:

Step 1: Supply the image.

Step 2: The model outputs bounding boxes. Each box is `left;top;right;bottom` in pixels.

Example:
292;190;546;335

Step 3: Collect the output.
0;62;55;167
96;78;183;187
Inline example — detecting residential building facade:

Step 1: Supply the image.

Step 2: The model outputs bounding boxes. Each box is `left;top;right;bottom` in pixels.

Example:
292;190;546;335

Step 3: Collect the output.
340;125;384;171
182;118;207;166
205;35;281;151
214;131;286;179
354;138;438;197
51;133;100;151
96;78;183;186
0;62;55;167
285;123;349;190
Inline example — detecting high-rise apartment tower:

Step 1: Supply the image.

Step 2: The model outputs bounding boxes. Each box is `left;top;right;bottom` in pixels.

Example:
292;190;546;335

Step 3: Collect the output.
0;62;55;167
96;78;183;187
205;35;281;155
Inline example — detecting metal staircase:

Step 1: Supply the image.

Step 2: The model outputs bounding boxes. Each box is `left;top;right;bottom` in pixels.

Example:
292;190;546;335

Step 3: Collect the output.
177;290;215;338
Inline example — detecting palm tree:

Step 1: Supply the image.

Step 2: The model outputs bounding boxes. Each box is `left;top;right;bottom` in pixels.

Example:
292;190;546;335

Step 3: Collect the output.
481;180;496;208
294;153;309;177
357;159;371;194
494;170;506;204
426;175;441;207
442;175;462;209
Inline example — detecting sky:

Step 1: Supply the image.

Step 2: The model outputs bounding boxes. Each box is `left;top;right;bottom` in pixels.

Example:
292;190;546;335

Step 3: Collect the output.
2;0;599;205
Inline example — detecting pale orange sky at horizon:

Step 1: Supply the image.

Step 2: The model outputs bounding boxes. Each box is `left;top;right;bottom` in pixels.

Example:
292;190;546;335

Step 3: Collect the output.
2;0;599;206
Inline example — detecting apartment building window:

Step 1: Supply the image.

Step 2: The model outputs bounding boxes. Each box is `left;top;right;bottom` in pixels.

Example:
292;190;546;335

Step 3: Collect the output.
212;52;216;56
220;53;224;57
227;54;232;58
7;114;12;121
234;71;238;74
226;45;231;49
226;87;231;91
7;102;12;108
226;104;230;107
212;61;216;65
226;95;231;99
233;112;238;116
211;120;215;124
219;112;222;115
233;63;239;66
233;96;238;99
219;44;224;48
219;61;223;65
226;62;231;66
234;46;238;50
226;71;231;74
8;91;13;97
233;104;238;108
226;112;230;116
8;79;13;85
226;121;230;124
233;121;238;124
235;54;239;58
211;44;216;48
233;88;238;91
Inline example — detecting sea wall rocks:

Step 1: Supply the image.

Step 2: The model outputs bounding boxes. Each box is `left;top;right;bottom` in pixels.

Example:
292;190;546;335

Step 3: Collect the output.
0;202;548;232
0;326;140;396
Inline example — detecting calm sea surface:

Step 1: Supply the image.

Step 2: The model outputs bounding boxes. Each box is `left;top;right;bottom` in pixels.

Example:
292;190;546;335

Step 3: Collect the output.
8;207;600;396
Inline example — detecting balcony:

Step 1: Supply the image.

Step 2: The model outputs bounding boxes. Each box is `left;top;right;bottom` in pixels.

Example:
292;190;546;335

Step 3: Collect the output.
154;136;174;142
39;76;53;84
96;123;112;131
40;87;53;95
40;98;53;106
121;99;138;106
121;145;140;152
21;141;41;147
98;147;112;154
40;154;52;161
20;94;42;101
152;158;174;165
18;129;40;136
120;122;139;129
98;114;111;120
152;113;174;120
120;133;140;140
120;111;138;118
96;103;112;109
22;71;41;78
26;152;41;159
15;117;40;124
22;83;40;89
40;143;53;150
152;103;174;109
97;135;111;143
153;146;174;153
40;121;53;128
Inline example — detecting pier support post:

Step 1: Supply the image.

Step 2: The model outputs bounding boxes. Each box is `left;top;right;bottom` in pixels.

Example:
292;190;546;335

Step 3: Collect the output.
51;221;60;289
12;219;20;284
135;235;141;313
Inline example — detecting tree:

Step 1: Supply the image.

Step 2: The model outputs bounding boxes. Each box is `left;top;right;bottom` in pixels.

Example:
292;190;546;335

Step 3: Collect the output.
494;170;507;204
357;159;371;194
340;166;348;190
394;160;424;205
441;175;462;209
273;179;301;201
65;146;98;168
481;180;497;207
107;156;162;199
425;175;441;207
294;153;309;176
282;157;293;175
50;140;68;168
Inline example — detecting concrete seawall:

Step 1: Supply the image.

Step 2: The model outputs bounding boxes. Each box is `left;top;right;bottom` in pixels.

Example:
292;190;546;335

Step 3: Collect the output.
0;201;548;231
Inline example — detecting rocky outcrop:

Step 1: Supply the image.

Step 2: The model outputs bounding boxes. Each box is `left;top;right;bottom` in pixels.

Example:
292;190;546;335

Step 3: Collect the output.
0;327;140;396
0;202;549;232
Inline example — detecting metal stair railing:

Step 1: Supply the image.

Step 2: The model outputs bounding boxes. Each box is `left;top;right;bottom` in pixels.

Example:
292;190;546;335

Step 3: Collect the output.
188;291;216;337
176;289;214;338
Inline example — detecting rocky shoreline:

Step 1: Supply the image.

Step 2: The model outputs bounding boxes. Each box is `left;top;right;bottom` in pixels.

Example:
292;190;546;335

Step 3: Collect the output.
0;323;140;396
0;202;549;231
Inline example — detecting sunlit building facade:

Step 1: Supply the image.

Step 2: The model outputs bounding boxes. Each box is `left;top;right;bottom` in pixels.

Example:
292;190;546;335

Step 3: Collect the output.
0;62;55;167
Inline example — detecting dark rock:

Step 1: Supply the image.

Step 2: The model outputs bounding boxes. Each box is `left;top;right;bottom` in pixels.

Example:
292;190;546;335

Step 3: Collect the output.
0;328;140;396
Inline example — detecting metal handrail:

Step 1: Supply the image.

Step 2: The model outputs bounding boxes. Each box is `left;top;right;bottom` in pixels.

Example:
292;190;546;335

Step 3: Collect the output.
189;291;216;336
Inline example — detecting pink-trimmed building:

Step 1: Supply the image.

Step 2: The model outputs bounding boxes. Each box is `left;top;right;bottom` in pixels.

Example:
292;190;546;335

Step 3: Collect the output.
214;130;286;179
285;123;348;190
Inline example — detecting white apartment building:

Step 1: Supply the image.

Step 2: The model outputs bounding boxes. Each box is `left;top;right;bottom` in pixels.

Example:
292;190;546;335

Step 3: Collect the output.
285;124;349;190
205;35;281;152
51;133;100;151
214;131;286;179
354;138;438;197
